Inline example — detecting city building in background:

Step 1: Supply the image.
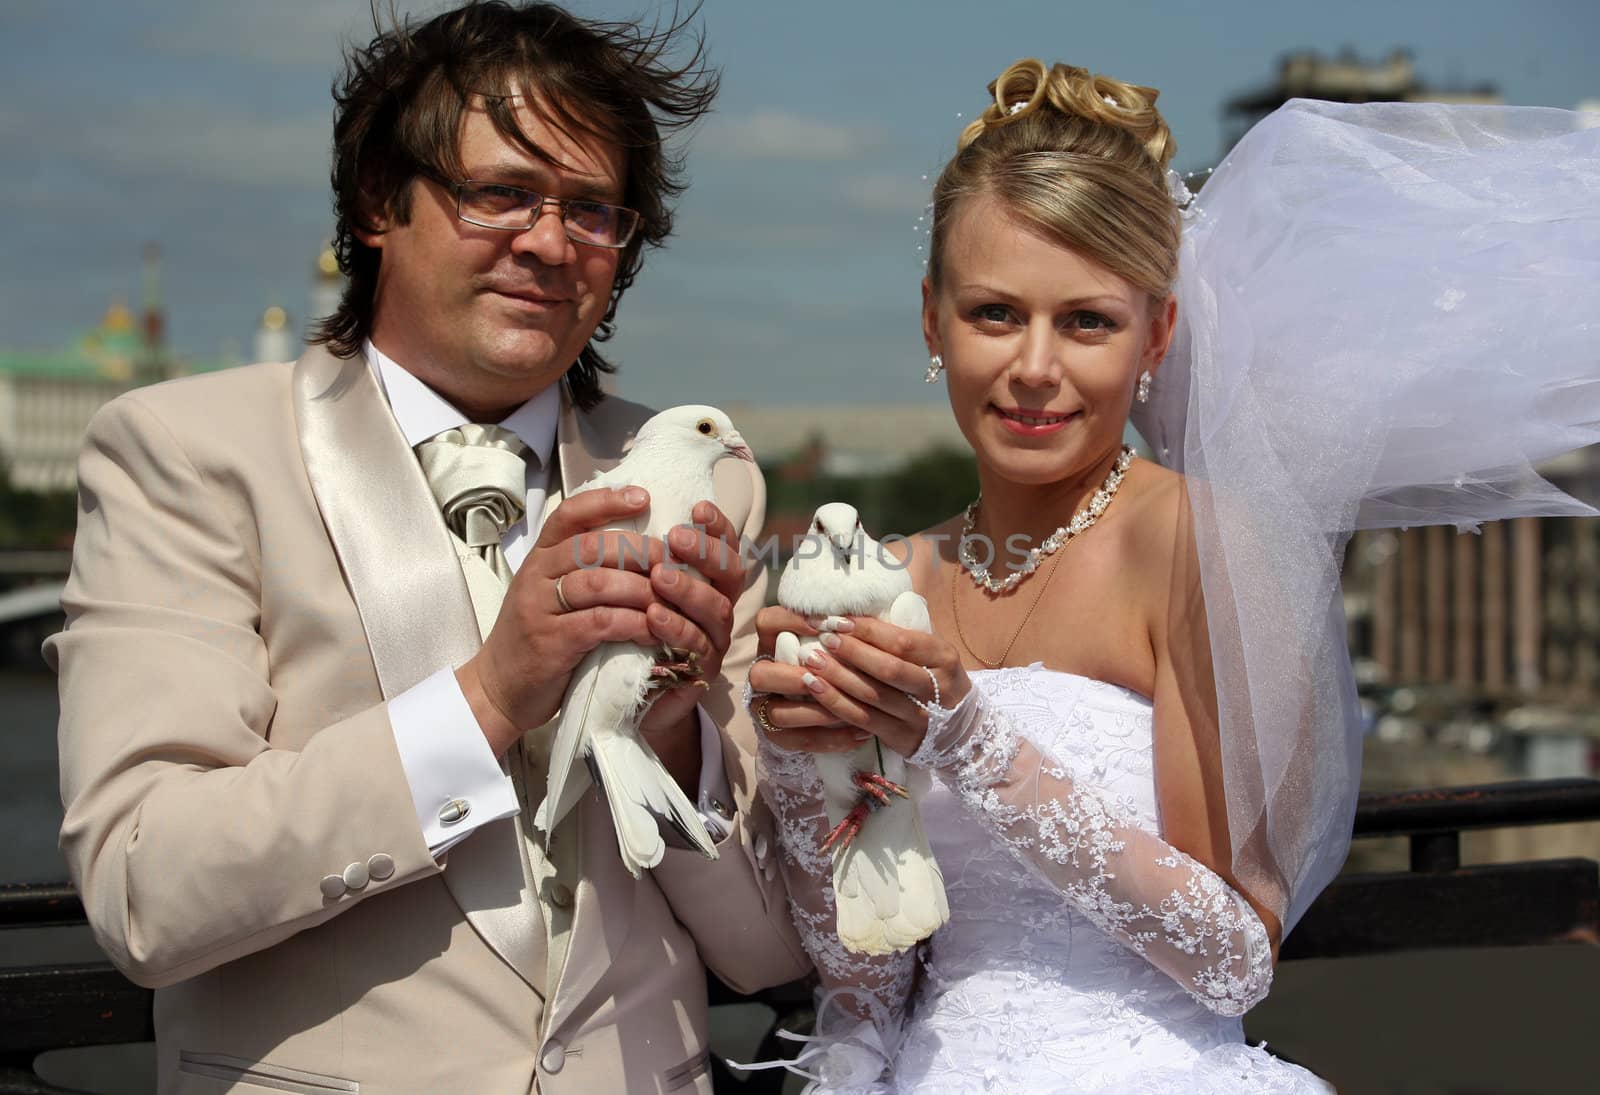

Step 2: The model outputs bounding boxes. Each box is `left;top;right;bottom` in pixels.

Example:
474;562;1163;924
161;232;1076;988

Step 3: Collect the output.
1220;47;1502;152
0;245;345;493
0;247;212;492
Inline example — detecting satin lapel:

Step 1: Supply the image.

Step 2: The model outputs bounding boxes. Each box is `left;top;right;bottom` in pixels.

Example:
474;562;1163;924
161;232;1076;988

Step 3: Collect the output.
292;347;544;993
546;393;638;1028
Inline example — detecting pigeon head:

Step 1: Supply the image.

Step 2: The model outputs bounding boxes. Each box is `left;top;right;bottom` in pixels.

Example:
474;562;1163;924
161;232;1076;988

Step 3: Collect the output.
634;405;755;464
778;502;910;616
811;502;865;566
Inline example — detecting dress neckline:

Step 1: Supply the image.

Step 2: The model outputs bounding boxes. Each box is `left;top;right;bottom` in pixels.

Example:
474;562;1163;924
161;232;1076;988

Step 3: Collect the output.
969;661;1153;706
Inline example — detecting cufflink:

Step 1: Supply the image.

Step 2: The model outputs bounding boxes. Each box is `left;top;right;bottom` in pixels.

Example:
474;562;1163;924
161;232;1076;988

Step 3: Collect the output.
439;799;471;826
706;796;732;821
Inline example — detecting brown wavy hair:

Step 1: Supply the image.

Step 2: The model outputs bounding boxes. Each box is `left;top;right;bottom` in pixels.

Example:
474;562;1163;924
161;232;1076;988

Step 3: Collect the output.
311;1;718;410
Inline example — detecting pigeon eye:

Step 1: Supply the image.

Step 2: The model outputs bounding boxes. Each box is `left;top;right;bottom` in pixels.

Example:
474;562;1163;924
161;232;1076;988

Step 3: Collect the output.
695;418;715;436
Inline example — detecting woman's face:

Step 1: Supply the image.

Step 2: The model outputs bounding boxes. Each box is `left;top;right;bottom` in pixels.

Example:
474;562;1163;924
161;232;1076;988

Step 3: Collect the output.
924;193;1173;488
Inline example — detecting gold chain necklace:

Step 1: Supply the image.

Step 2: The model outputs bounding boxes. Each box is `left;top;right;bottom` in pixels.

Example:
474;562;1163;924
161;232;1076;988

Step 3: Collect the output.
951;546;1067;669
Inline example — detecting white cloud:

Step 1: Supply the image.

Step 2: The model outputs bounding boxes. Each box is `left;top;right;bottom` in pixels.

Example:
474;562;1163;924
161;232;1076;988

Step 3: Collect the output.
696;109;883;161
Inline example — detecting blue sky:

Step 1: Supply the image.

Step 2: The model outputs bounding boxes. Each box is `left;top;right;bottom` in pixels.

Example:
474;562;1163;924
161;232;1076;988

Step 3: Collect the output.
2;0;1595;407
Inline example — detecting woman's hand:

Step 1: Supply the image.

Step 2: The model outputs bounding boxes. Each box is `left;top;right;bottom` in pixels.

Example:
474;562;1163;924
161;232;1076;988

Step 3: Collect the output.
748;606;867;754
783;615;974;758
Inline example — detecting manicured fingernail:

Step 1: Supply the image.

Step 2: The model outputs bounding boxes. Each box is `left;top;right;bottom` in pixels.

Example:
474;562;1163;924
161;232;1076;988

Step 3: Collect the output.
805;650;826;668
670;526;696;550
659;567;679;587
821;616;854;633
624;487;647;506
820;632;841;650
802;672;824;693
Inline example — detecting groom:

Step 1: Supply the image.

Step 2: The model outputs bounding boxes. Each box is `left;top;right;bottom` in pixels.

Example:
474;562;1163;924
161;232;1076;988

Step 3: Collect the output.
46;3;806;1092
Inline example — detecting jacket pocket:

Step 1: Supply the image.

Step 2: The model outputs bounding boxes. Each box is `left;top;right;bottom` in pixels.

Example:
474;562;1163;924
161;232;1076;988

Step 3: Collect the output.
663;1048;710;1092
178;1052;359;1094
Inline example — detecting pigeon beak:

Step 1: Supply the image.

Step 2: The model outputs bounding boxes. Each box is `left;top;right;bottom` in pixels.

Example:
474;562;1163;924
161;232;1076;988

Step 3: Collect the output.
829;537;853;569
723;430;755;463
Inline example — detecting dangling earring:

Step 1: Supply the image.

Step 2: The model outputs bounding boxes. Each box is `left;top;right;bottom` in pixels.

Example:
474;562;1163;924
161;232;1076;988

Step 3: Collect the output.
1136;370;1152;403
924;354;945;383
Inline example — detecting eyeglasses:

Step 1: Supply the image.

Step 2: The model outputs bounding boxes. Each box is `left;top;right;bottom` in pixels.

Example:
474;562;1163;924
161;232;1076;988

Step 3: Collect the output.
449;180;640;249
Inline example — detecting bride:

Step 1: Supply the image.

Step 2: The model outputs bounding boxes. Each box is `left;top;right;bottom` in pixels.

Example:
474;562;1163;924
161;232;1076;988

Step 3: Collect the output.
743;58;1600;1092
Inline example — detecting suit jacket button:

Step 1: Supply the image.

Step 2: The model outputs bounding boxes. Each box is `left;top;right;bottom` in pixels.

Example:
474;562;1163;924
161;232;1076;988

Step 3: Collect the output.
439;799;471;826
707;796;732;821
367;853;396;881
549;882;574;910
540;1041;566;1074
342;861;370;890
319;874;347;900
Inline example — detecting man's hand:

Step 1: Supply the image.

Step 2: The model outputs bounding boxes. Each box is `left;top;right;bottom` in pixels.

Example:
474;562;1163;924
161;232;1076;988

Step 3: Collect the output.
637;500;745;792
455;491;745;766
458;486;667;757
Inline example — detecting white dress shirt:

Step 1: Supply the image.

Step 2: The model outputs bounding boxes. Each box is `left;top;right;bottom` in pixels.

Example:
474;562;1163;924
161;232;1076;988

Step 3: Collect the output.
366;342;731;855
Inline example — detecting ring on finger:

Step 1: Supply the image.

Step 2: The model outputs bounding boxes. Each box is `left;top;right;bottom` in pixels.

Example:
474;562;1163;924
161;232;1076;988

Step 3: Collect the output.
554;573;575;614
755;694;779;734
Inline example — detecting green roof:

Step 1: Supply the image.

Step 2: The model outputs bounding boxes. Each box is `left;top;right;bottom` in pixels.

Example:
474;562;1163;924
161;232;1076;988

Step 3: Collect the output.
0;341;232;382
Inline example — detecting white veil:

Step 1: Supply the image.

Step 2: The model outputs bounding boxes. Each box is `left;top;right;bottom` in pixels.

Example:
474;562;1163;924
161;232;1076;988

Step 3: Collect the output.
1130;98;1600;932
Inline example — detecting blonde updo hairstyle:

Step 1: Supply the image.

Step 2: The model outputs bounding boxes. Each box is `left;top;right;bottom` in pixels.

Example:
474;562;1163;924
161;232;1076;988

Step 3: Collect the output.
928;60;1181;307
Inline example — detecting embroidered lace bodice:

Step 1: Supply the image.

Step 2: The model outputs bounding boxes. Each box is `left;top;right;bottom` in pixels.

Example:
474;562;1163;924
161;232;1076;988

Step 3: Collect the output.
759;664;1330;1093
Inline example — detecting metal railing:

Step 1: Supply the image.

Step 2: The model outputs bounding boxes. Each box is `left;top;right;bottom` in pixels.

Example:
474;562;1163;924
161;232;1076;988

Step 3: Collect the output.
4;778;1599;1094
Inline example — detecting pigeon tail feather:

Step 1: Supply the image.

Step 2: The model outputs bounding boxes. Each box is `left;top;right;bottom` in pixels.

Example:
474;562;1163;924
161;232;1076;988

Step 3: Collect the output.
539;644;648;832
589;725;718;877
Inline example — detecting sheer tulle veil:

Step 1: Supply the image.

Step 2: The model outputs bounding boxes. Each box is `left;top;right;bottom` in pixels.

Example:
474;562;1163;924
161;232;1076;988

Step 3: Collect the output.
1129;98;1600;932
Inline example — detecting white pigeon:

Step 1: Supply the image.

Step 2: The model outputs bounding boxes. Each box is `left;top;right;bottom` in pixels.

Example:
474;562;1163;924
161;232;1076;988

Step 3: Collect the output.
535;405;754;878
775;503;950;955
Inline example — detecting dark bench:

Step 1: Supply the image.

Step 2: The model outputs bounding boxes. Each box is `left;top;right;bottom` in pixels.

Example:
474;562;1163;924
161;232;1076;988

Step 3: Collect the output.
5;778;1598;1094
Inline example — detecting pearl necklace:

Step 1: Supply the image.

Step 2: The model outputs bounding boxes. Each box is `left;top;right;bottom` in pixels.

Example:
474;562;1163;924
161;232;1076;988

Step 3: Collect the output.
958;445;1135;594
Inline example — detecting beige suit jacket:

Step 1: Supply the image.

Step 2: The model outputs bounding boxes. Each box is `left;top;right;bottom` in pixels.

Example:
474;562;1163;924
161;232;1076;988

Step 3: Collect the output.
46;348;808;1094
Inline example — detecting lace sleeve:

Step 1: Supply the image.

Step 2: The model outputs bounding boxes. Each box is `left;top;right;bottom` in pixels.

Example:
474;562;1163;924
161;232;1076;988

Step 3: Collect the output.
909;685;1273;1017
755;727;914;1090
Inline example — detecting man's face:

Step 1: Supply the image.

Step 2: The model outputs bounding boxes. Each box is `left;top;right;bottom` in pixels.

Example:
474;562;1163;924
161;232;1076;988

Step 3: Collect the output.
362;97;626;419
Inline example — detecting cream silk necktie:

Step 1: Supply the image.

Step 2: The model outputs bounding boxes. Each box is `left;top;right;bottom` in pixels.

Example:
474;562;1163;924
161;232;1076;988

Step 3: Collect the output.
416;423;573;999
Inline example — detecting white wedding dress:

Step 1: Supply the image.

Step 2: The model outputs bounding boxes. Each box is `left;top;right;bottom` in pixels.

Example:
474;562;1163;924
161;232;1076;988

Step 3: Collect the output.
757;664;1330;1094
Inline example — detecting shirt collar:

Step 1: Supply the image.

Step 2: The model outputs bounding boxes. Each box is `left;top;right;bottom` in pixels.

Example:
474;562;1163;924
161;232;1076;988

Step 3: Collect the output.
365;339;560;471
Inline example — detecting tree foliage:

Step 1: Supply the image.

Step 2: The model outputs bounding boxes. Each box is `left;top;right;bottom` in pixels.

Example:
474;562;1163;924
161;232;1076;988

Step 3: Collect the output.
764;444;979;539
